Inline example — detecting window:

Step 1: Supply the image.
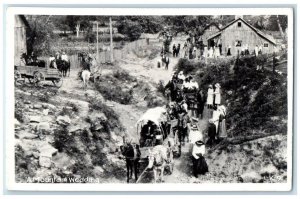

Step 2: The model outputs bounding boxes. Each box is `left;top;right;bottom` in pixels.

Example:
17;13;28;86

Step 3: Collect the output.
264;43;269;47
236;40;242;47
237;22;242;27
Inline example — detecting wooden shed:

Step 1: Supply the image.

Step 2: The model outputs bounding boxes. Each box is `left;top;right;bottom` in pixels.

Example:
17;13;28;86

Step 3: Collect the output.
199;23;221;47
14;15;30;66
207;18;277;56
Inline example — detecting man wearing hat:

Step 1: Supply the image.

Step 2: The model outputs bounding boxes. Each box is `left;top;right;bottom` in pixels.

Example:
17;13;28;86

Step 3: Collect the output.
177;108;190;146
192;140;208;177
61;51;69;63
177;71;186;84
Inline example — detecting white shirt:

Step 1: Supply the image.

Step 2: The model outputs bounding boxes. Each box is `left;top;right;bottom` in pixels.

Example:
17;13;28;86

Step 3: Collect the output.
189;129;203;144
178;74;185;80
61;54;68;61
49;57;55;62
192;144;205;159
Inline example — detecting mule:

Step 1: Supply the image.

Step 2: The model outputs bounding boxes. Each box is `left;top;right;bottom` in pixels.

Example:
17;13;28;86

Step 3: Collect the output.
81;70;91;90
147;144;174;183
56;59;70;77
120;143;141;183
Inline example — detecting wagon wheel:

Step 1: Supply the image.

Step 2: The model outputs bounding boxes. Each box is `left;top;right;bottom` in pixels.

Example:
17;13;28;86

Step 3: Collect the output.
33;71;44;86
52;72;63;88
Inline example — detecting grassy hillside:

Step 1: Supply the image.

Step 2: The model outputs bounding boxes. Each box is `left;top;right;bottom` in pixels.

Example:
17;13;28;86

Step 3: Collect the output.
175;55;287;137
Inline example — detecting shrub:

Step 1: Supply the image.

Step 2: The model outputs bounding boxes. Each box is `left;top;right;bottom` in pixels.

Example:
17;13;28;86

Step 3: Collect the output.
95;72;134;105
88;98;124;131
53;127;76;154
66;102;79;113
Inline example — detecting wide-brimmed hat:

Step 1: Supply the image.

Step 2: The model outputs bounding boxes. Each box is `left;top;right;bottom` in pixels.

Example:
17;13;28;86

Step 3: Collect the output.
156;134;163;140
215;83;221;88
208;84;213;88
218;105;226;114
195;140;205;146
191;124;198;129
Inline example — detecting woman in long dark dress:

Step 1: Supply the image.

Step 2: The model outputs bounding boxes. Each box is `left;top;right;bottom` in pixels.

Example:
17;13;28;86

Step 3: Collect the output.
192;140;208;177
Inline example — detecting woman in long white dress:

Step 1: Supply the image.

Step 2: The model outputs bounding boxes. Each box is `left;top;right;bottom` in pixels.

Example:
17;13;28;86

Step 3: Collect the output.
207;85;214;109
214;83;221;107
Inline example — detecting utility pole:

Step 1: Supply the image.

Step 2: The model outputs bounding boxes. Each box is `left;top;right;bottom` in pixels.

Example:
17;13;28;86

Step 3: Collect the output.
96;21;99;60
109;17;114;63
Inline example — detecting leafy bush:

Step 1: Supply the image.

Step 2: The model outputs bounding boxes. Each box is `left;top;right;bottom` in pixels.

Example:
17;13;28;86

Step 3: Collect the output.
156;80;165;95
88;98;124;131
176;54;287;137
95;72;134;105
53;127;77;154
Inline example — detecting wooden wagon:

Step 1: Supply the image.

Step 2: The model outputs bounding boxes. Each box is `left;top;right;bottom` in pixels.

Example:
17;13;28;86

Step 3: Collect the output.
14;64;63;87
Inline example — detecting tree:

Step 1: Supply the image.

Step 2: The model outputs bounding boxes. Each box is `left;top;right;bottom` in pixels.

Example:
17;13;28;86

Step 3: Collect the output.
116;19;143;41
25;15;57;55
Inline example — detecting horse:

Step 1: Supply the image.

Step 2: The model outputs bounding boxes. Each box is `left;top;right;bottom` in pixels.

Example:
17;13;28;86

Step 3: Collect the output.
120;143;141;183
147;144;174;183
81;70;91;90
56;59;70;77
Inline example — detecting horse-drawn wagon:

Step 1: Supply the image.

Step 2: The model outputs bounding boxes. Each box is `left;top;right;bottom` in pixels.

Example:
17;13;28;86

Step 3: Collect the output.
14;64;63;87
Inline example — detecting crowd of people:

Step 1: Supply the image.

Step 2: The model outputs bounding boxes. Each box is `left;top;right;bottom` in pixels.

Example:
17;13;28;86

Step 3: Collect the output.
163;69;228;178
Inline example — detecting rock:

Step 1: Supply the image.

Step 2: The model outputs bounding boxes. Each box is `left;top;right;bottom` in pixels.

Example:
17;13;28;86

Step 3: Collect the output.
24;100;31;104
29;116;41;123
65;106;73;110
88;113;107;131
33;104;42;109
110;131;118;141
39;156;52;168
21;132;39;139
69;125;83;133
94;166;104;174
260;164;278;176
56;115;71;126
42;103;57;110
24;150;33;157
241;171;261;182
36;122;51;133
39;144;58;158
43;109;49;116
15;118;21;126
32;151;40;159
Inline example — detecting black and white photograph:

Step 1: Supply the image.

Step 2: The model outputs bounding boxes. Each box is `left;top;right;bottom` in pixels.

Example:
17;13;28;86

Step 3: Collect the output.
5;7;293;191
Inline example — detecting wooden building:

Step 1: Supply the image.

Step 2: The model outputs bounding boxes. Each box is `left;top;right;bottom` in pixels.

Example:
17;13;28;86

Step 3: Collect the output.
199;23;221;47
207;18;277;56
14;15;30;65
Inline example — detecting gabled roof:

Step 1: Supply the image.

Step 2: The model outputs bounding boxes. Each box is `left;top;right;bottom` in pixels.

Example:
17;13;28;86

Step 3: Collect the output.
207;18;276;45
203;22;221;31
